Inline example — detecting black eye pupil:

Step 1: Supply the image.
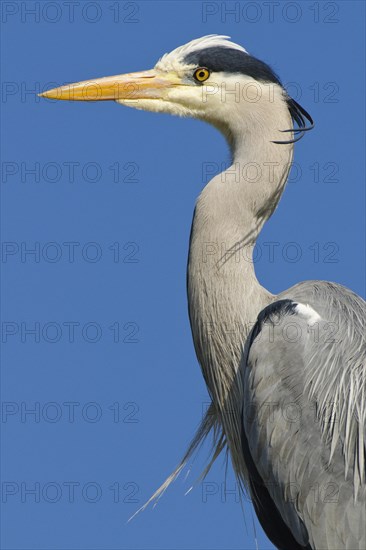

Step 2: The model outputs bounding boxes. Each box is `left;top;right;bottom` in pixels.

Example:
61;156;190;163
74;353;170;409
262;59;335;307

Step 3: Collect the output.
199;72;205;77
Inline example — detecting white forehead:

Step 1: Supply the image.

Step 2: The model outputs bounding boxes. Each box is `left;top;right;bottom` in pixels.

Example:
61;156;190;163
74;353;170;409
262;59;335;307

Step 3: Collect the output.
155;35;248;73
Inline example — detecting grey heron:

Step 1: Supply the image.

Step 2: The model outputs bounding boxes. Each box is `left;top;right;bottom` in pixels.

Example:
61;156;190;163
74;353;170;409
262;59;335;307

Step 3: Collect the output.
41;35;366;550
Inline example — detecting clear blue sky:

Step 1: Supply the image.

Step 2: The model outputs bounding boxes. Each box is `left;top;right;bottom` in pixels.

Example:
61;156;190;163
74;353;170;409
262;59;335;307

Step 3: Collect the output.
1;1;365;549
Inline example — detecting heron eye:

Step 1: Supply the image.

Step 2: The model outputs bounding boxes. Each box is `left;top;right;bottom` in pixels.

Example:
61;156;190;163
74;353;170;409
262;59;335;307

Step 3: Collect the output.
194;67;210;82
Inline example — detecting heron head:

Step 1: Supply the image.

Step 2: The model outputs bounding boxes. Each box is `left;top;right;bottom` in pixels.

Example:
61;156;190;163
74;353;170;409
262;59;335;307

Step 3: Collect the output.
40;35;312;144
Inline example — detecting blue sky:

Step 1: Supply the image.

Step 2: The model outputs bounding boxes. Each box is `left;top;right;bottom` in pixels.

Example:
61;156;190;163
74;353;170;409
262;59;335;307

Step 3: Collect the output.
1;1;365;549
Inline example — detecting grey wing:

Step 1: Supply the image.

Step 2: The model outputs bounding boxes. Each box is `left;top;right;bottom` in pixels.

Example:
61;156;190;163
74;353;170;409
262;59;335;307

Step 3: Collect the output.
242;281;366;550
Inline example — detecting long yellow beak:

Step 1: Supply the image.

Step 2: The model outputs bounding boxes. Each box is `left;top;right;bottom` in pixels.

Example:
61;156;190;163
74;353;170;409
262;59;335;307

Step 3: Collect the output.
39;69;179;101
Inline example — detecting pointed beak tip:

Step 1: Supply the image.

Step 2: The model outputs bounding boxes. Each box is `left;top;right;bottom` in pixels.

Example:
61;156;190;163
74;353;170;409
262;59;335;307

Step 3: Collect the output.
39;89;57;99
38;87;74;100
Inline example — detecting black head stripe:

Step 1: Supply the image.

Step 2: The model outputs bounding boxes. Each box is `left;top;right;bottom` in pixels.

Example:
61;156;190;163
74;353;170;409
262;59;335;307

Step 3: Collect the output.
184;47;281;85
183;46;314;145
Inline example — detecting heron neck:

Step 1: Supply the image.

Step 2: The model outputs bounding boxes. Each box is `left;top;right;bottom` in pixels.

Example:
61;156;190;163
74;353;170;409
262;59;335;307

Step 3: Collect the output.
187;122;293;404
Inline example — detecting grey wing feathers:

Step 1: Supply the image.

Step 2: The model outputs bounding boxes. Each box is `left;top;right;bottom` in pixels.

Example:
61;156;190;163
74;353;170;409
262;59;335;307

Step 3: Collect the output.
242;281;366;550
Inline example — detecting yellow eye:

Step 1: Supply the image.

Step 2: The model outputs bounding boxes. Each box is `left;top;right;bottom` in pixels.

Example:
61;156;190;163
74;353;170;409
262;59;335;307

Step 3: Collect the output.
194;67;210;82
